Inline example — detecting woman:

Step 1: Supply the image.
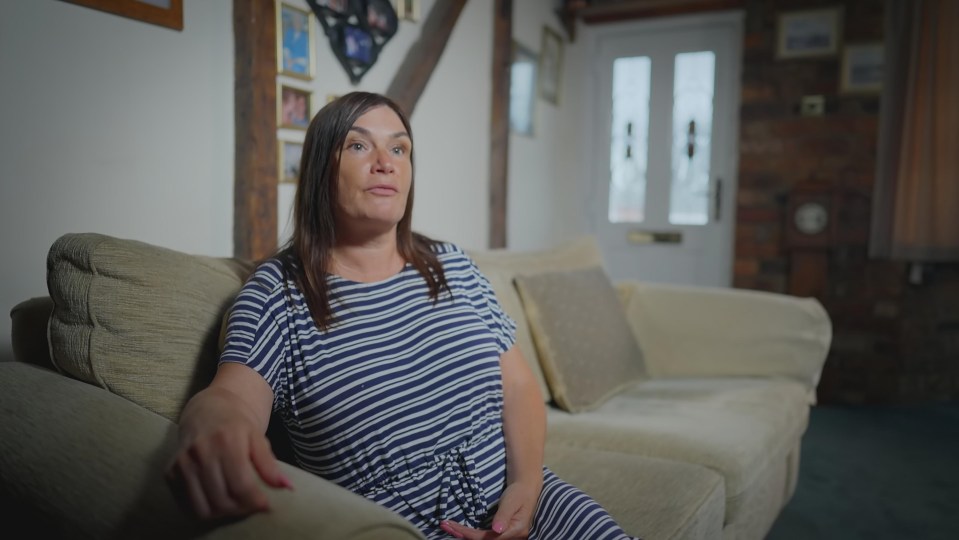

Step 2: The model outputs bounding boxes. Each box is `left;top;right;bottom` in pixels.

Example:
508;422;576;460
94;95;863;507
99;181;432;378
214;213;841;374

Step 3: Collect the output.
168;92;638;540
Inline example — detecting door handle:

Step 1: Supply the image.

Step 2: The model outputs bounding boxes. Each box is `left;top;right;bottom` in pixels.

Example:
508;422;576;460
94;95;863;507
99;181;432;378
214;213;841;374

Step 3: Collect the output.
714;178;722;221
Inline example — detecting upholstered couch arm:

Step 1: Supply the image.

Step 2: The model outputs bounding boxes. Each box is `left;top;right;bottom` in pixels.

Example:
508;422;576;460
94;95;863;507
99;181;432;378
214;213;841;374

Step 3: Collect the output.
616;281;832;402
0;363;424;540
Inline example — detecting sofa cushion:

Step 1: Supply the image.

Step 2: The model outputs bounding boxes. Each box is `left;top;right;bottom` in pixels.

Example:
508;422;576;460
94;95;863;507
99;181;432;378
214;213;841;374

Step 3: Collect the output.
545;377;810;524
545;444;725;540
466;236;604;402
46;233;255;421
514;267;646;412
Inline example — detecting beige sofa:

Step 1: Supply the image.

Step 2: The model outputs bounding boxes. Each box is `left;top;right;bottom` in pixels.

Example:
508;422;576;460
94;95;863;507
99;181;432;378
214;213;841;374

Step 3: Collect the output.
0;233;831;540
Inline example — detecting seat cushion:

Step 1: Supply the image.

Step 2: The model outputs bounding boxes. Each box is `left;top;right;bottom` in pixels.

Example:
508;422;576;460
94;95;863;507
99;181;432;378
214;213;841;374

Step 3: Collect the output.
545;444;725;540
46;233;255;421
545;377;810;522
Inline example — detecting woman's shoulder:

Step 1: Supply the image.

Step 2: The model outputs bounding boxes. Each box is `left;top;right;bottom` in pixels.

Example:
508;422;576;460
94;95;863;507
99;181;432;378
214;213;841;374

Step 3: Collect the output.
242;257;292;296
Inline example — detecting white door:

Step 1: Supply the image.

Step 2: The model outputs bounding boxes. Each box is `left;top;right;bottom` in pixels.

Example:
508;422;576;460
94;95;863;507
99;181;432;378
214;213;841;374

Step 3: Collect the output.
587;13;743;287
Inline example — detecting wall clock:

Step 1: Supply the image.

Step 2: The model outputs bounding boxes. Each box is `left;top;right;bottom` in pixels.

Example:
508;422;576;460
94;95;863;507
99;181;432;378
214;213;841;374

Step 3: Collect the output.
794;201;829;235
784;188;834;249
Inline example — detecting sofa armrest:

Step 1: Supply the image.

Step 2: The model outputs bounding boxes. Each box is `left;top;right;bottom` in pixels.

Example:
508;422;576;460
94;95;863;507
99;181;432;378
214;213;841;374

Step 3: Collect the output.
616;281;832;403
0;363;423;540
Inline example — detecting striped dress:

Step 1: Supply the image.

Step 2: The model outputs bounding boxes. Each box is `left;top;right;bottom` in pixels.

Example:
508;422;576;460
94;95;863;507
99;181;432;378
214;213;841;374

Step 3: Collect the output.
221;242;639;540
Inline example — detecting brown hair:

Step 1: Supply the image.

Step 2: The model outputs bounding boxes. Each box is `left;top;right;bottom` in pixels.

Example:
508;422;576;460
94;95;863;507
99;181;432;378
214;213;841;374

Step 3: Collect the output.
279;92;449;331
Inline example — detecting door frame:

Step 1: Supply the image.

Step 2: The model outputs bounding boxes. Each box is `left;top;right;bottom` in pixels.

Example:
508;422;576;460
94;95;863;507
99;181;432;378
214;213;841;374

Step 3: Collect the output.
580;10;744;286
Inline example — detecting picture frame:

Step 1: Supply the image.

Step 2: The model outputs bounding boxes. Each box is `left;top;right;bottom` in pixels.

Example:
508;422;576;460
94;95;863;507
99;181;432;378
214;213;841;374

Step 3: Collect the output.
312;0;347;15
277;2;316;80
840;43;884;94
510;41;538;137
278;138;304;184
776;7;842;59
538;26;564;106
61;0;183;31
278;84;313;131
394;0;420;22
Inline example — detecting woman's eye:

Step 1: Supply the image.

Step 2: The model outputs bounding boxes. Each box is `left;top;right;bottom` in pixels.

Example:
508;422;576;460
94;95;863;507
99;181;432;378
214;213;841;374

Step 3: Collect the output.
350;142;365;151
391;146;407;155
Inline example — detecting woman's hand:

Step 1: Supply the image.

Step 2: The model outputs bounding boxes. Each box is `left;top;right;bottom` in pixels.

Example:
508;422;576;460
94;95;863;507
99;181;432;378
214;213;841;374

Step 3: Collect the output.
439;479;543;539
165;363;291;520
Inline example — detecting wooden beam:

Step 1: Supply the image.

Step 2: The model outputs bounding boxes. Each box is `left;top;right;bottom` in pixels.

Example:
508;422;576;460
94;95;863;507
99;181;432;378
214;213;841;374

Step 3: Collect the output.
385;0;469;117
489;0;512;249
233;0;278;260
577;0;744;24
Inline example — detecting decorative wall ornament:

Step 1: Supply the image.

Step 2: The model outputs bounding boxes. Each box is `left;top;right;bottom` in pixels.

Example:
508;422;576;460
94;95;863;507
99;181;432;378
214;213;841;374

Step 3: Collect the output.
306;0;398;85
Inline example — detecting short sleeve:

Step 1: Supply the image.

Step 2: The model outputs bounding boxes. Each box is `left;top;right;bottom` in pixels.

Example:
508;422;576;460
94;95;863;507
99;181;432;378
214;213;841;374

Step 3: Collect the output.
219;260;291;411
466;256;518;355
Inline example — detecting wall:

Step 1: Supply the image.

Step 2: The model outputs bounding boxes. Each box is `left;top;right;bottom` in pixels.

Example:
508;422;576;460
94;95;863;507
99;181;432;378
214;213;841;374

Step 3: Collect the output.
734;0;959;404
0;0;586;361
0;0;235;360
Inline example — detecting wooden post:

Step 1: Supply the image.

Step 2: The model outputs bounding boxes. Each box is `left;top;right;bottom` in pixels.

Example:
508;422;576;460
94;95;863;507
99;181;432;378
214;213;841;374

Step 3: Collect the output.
233;0;278;260
489;0;512;249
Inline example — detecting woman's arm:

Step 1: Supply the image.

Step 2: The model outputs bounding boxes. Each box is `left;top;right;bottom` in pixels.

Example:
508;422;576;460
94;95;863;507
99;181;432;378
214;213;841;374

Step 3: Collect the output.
167;362;292;520
442;345;546;539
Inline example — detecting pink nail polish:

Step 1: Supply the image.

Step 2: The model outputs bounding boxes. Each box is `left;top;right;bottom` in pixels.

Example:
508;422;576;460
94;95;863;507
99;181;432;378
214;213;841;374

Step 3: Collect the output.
493;521;505;533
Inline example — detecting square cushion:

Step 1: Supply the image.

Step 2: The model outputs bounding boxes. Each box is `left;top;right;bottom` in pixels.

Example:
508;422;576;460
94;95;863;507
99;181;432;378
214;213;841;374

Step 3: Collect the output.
514;266;647;412
466;236;605;402
46;233;254;421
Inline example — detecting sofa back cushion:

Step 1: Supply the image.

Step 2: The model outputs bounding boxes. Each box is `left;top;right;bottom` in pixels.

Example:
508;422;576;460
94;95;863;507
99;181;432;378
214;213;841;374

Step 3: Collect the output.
466;236;605;402
46;233;255;421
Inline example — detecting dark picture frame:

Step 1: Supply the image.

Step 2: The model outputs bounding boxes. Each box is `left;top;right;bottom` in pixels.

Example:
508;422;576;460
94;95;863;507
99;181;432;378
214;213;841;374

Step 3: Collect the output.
61;0;183;31
307;0;398;85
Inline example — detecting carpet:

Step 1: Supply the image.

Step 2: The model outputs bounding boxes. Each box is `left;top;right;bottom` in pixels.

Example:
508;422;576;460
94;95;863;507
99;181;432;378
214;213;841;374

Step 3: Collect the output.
767;401;959;540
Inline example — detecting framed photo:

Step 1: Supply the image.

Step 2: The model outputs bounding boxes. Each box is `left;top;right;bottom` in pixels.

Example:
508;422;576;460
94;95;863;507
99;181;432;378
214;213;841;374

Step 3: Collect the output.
62;0;183;30
367;0;399;37
538;26;564;106
341;25;375;65
393;0;420;22
278;139;304;184
278;84;313;130
776;7;842;59
840;43;883;94
277;3;315;80
313;0;347;15
510;41;538;137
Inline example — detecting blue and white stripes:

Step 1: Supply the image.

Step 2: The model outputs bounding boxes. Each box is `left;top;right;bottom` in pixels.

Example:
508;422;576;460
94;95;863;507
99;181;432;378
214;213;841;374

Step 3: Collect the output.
221;243;638;539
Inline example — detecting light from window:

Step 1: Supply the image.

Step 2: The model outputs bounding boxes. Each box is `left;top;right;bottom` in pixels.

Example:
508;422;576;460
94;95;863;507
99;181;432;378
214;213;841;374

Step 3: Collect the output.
609;56;651;223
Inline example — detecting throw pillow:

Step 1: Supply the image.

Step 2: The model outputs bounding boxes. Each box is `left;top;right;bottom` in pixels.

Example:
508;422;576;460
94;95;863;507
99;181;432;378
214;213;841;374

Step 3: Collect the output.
514;266;647;413
46;233;255;421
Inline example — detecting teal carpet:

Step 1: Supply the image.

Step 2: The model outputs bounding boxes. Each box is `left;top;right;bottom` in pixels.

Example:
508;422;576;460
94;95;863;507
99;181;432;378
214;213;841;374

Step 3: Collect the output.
767;402;959;540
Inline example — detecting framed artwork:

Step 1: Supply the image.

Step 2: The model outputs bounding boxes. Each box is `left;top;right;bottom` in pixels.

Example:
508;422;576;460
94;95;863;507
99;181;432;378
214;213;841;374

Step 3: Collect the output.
840;43;884;94
61;0;183;30
307;0;397;84
510;41;538;137
776;7;842;59
277;3;315;80
538;26;564;105
394;0;420;22
278;139;304;184
278;84;313;130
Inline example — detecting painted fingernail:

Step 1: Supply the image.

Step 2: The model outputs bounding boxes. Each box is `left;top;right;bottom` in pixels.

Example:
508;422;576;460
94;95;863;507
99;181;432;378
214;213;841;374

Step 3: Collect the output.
493;521;505;533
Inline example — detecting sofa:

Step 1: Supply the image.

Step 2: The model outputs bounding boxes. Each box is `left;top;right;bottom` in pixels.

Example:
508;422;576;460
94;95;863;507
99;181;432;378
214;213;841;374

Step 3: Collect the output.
0;232;831;540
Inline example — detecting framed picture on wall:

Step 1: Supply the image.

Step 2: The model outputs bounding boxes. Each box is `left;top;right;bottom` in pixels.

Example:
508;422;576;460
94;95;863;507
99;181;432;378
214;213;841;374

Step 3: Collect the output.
62;0;183;30
776;7;842;59
278;138;304;184
278;84;313;130
393;0;420;22
510;41;538;137
277;2;315;80
538;26;564;105
840;43;884;94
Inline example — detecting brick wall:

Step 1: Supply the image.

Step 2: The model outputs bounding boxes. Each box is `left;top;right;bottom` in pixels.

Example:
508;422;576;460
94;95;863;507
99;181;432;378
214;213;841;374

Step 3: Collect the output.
734;0;959;404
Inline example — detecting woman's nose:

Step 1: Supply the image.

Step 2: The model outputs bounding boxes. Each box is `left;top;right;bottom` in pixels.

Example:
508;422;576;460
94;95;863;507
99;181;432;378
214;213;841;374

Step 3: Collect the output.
373;151;395;173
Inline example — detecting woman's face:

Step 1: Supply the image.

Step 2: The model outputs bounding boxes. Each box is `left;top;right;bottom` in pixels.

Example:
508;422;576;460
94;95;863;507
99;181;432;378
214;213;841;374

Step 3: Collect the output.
334;105;412;235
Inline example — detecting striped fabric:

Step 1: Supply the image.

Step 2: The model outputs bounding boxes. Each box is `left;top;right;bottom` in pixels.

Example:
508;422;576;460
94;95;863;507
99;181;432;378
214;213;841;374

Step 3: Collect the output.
221;243;638;540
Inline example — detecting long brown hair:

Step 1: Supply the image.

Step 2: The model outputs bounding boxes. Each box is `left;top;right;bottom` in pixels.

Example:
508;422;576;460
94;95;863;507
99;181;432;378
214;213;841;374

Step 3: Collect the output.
279;91;449;330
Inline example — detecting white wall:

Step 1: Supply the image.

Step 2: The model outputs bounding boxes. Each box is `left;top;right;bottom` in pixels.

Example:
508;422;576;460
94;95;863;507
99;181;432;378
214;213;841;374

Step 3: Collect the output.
0;0;235;360
0;0;589;361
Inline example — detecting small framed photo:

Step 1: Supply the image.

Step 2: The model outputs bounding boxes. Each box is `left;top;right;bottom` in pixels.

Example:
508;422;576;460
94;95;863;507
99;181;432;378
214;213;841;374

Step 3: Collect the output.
278;138;304;184
341;25;375;65
776;7;842;59
366;0;398;37
278;84;313;130
538;26;564;105
277;3;315;80
393;0;420;22
840;43;884;94
510;41;538;137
